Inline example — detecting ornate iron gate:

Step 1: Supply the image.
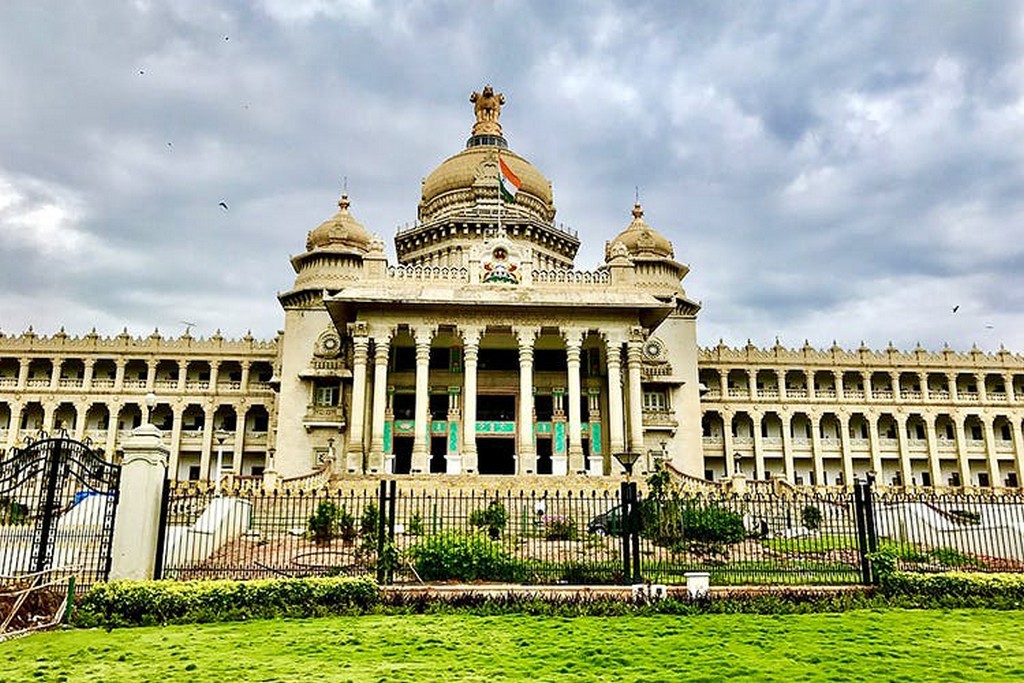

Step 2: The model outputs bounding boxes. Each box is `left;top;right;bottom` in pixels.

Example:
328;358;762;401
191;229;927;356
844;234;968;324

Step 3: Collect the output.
0;433;121;587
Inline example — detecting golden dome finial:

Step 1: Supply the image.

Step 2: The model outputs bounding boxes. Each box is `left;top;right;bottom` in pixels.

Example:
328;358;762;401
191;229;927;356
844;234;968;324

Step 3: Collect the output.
470;85;505;136
632;202;644;220
338;192;350;211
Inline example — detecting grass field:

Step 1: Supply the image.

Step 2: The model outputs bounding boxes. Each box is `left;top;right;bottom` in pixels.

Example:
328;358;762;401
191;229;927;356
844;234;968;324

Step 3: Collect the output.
4;609;1023;682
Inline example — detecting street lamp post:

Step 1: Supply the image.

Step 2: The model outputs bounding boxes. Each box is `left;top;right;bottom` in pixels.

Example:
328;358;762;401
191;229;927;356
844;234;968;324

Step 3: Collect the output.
611;451;642;584
145;392;158;425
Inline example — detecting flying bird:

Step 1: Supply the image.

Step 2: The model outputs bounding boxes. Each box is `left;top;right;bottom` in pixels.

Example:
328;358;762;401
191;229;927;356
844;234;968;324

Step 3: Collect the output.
218;201;229;211
952;305;960;313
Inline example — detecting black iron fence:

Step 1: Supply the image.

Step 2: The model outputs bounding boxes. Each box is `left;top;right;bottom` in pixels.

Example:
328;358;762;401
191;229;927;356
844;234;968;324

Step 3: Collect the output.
156;477;1024;586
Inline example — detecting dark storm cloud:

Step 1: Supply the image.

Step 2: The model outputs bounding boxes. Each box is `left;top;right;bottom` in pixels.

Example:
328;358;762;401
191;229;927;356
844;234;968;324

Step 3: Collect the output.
1;0;1023;353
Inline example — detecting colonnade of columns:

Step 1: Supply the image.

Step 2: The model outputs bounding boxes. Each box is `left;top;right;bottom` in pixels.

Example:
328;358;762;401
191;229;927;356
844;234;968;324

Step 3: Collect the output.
341;322;650;476
705;408;1024;489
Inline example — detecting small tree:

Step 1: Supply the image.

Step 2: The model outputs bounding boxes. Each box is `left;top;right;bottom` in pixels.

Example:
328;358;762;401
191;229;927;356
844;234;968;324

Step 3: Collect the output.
469;500;507;540
801;505;822;531
308;501;340;545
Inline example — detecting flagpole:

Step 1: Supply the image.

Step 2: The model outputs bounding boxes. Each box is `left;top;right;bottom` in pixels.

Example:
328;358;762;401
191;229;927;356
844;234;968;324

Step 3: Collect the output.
493;153;497;239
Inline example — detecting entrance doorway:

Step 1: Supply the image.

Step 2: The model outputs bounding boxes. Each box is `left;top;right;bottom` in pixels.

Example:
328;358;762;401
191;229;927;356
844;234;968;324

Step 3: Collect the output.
393;437;413;474
478;437;515;475
429;436;447;473
536;437;552;475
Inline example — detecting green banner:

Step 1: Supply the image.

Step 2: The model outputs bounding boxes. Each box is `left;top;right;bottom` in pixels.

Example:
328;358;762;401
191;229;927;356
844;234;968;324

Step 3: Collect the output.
591;422;602;455
535;422;552;434
476;421;515;433
394;420;414;434
448;422;459;453
554;421;566;454
383;421;392;453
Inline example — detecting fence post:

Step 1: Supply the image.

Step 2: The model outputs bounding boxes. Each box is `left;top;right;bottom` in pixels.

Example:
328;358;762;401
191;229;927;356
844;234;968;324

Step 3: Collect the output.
863;473;879;585
109;424;169;581
376;481;387;584
629;482;642;583
386;480;397;585
620;481;631;584
853;478;871;585
152;476;171;579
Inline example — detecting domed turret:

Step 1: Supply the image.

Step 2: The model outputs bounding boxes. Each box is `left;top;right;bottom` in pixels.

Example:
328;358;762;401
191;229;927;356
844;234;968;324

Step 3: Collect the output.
606;203;674;260
306;192;372;254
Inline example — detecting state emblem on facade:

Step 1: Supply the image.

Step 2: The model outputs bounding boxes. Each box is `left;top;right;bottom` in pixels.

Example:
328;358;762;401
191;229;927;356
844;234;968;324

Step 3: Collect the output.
482;245;519;284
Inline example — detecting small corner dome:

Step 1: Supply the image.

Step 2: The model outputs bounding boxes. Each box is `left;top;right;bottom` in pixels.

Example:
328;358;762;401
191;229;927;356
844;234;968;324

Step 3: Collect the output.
608;203;674;259
305;192;372;254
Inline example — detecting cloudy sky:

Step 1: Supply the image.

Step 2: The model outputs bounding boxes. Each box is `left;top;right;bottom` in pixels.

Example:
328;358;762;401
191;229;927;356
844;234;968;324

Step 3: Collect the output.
2;0;1023;354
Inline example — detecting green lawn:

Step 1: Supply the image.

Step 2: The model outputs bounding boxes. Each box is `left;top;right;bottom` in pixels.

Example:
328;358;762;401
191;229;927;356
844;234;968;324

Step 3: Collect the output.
4;610;1023;682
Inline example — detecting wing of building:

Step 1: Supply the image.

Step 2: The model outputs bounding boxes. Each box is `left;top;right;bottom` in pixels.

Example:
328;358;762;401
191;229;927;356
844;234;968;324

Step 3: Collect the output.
2;87;1023;490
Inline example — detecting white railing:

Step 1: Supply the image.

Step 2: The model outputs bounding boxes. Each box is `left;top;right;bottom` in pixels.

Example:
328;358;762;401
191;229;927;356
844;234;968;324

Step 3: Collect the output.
388;265;469;281
531;269;610;285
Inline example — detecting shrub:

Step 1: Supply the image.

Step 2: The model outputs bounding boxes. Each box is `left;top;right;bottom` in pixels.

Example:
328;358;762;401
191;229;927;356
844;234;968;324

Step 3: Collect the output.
469;500;507;540
680;503;746;544
406;512;424;536
878;570;1024;606
407;532;527;582
542;515;577;541
0;497;28;525
801;505;822;531
73;576;381;628
307;501;356;545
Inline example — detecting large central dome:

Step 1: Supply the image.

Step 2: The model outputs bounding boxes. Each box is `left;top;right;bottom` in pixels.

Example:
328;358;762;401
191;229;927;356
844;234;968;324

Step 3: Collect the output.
397;86;579;270
416;85;556;226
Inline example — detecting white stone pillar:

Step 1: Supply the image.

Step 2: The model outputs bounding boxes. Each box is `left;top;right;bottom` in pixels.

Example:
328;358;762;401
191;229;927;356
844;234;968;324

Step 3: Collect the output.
896;415;912;487
752;410;766;480
368;334;391;474
983;416;1000;487
863;414;881;479
83;359;95;392
810;412;825;486
926;414;942;488
781;411;795;483
565;329;584;474
626;337;645;466
516;326;538;474
462;327;481;474
839;413;854;486
411;327;432;474
722;410;735;479
605;335;626;457
346;335;370;473
955;415;971;486
109;424;168;581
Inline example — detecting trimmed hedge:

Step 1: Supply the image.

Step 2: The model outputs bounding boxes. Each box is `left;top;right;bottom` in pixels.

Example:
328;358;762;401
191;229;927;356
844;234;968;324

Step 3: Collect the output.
73;576;380;628
879;571;1024;608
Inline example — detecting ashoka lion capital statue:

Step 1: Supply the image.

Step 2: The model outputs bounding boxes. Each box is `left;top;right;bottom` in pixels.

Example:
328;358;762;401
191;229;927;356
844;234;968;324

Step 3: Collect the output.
470;85;505;136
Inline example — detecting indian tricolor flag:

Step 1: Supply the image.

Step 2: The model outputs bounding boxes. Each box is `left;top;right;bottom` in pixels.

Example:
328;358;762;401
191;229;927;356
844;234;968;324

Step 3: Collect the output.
498;156;522;203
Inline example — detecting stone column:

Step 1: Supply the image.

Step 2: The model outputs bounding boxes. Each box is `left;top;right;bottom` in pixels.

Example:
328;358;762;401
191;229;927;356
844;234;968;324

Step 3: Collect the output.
839;412;854;486
83;359;95;391
169;405;184;478
410;327;432;474
834;371;845;400
587;389;604;476
565;329;584;474
722;410;734;479
346;334;370;474
368;334;391;474
462;327;481;474
925;414;942;488
780;411;795;482
807;371;816;400
752;410;766;480
867;414;883;478
948;373;959;401
777;370;787;401
445;387;462;474
516;326;538;474
1004;373;1016;402
145;361;156;392
920;373;930;401
109;424;168;581
5;404;22;451
954;415;971;486
113;359;127;392
896;414;912;486
232;405;245;474
626;337;645;464
983;416;1000;486
1010;416;1024;489
747;369;757;400
176;362;187;392
50;359;63;391
16;358;29;390
605;335;626;457
200;406;214;479
810;412;825;486
240;362;251;394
